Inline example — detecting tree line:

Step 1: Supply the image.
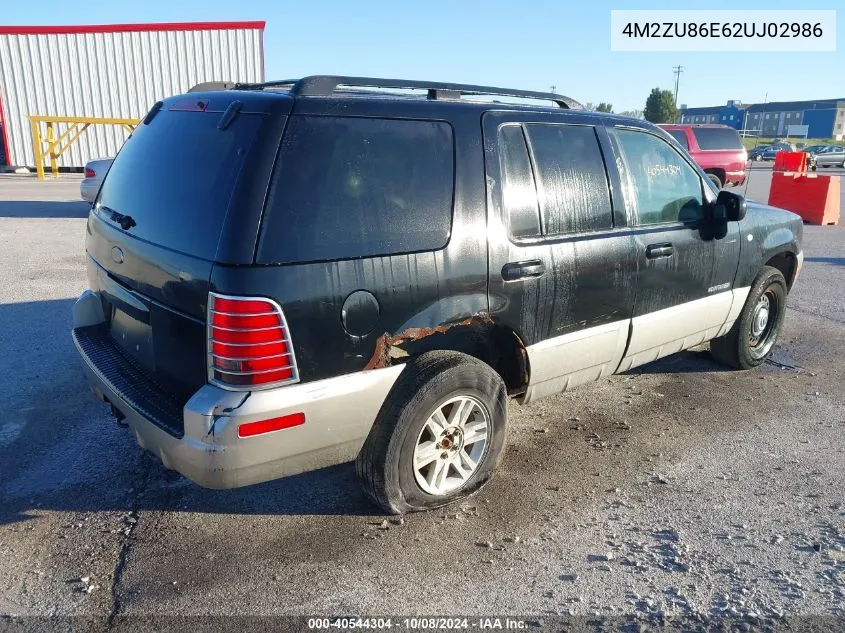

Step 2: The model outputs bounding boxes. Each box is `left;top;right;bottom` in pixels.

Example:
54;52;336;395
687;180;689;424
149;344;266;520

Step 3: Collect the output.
578;88;679;123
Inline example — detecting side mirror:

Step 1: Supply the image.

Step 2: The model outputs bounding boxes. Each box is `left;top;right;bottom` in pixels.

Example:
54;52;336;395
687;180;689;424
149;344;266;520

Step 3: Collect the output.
717;190;747;222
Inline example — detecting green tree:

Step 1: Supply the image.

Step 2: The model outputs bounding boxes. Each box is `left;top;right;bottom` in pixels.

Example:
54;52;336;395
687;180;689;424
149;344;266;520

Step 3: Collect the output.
643;88;678;123
619;109;644;119
596;103;613;113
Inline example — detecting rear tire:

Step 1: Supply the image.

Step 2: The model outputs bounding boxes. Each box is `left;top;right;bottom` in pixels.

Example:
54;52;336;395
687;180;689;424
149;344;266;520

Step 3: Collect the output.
707;173;723;189
356;351;508;514
710;266;787;369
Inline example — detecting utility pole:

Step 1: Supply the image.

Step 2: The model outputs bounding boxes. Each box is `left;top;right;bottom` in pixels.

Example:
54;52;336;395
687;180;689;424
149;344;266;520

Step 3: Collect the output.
550;84;556;94
672;65;684;107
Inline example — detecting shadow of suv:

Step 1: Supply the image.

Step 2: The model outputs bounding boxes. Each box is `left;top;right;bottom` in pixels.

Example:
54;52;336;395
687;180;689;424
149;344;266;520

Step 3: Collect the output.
72;76;803;514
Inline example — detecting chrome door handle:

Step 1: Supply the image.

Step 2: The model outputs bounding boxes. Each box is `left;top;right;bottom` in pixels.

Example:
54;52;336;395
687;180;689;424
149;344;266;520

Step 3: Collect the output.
645;243;674;259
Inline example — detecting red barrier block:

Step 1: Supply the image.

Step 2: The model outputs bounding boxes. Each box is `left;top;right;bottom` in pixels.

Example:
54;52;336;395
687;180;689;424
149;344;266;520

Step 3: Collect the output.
773;151;808;173
768;172;840;225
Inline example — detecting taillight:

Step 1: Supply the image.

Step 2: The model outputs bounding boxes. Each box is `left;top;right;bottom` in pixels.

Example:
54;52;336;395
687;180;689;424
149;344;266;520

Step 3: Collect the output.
85;168;95;178
207;293;299;390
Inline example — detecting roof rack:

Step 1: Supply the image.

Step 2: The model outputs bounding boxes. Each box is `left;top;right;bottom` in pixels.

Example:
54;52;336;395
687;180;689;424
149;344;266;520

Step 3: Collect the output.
233;75;582;109
188;81;237;93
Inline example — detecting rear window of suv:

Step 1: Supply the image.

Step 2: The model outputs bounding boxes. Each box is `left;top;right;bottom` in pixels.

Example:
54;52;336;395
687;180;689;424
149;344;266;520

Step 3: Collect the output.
95;109;264;260
665;130;689;150
691;127;744;150
257;116;454;264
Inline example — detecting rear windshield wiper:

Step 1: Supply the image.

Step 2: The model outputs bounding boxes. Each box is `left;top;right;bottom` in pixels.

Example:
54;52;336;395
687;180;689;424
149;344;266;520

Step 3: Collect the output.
99;205;136;231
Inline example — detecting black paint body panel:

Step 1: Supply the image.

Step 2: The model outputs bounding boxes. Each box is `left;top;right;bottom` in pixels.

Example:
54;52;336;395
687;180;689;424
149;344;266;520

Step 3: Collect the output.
210;99;490;382
482;111;637;344
82;86;803;393
734;202;804;288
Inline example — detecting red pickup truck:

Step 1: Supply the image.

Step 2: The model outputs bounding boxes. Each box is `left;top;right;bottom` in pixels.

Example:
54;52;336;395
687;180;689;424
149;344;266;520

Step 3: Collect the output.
659;124;748;189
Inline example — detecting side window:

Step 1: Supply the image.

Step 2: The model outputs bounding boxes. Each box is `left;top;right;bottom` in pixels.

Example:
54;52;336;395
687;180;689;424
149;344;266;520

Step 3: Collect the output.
614;128;704;226
498;125;541;239
257;116;454;263
691;127;743;150
524;124;613;235
666;129;689;151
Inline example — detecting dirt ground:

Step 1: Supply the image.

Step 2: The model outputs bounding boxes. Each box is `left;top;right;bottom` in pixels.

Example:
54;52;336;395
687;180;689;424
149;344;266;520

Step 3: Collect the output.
0;172;843;631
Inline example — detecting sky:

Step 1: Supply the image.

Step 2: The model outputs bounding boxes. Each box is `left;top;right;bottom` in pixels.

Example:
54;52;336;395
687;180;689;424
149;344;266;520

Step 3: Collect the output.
2;0;842;112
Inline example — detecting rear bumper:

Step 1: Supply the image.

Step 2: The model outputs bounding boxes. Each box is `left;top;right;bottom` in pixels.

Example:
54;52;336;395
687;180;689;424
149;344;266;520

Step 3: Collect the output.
725;170;746;186
72;290;404;489
80;179;99;203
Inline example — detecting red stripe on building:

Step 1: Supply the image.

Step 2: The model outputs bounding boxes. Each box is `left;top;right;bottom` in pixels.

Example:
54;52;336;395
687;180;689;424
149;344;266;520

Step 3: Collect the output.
0;21;266;36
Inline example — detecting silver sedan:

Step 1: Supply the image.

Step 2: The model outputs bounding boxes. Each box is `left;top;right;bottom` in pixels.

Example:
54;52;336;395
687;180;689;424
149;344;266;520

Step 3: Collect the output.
80;158;113;203
814;145;845;169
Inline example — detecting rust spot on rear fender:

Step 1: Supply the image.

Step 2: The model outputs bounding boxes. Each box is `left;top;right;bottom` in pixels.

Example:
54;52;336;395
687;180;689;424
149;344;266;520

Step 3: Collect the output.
364;313;495;371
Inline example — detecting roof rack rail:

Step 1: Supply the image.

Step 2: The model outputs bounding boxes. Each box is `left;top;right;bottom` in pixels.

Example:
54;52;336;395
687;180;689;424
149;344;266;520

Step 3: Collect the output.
232;79;299;91
234;75;582;109
188;81;237;93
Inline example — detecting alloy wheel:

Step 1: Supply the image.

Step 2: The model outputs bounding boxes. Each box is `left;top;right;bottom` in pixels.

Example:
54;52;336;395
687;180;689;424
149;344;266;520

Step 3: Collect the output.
412;395;490;496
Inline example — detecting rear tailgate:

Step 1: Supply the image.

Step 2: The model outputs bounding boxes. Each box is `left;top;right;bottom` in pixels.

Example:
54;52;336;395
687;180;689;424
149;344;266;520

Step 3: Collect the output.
84;92;290;401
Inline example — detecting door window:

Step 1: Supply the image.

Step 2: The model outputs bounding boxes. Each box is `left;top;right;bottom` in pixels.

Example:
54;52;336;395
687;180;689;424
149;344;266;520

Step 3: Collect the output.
498;125;541;239
523;124;613;235
614;129;704;226
498;123;613;239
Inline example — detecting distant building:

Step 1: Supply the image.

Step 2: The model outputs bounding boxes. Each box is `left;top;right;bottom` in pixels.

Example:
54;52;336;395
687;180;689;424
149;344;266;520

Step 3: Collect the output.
679;98;845;140
0;21;265;168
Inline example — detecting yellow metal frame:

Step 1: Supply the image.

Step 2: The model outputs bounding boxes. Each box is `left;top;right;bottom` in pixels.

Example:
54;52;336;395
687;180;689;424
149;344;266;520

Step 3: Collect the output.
27;115;140;180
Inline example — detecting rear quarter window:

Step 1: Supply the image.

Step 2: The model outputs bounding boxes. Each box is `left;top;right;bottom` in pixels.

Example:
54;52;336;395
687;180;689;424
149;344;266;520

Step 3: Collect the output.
666;130;689;151
691;127;744;150
257;116;454;264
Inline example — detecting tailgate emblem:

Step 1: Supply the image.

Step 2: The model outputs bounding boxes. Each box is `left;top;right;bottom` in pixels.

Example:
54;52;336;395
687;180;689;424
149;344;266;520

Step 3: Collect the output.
111;246;125;264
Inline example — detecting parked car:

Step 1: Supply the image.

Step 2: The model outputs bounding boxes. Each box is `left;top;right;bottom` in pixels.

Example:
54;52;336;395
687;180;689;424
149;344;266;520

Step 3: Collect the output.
71;76;803;513
80;158;113;203
800;144;831;171
802;144;830;155
658;124;747;188
814;145;845;168
749;142;794;162
747;145;770;161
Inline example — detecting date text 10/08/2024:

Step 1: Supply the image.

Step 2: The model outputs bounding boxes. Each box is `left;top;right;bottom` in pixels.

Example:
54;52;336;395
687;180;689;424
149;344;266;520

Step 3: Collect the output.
307;618;530;630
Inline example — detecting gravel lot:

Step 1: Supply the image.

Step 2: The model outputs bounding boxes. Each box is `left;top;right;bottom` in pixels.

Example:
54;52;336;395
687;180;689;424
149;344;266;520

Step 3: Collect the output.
0;170;843;630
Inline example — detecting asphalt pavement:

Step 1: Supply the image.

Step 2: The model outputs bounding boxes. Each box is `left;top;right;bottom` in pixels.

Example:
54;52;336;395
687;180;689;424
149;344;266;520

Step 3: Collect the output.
0;170;843;629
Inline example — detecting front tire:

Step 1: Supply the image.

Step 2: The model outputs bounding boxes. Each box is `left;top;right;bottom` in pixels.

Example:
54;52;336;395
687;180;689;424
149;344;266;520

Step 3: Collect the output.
356;351;508;514
710;266;788;369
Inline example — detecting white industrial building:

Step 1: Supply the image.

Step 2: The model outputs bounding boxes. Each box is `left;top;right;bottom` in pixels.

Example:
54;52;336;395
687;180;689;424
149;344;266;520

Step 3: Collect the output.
0;21;265;169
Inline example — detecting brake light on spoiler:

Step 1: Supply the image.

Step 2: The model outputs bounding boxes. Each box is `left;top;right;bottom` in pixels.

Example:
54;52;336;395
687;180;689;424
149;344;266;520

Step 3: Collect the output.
207;293;300;390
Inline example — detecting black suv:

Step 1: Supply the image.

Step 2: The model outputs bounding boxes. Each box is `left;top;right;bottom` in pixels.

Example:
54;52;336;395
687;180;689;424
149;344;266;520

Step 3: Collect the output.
72;76;803;514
